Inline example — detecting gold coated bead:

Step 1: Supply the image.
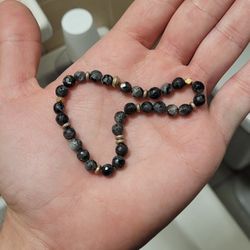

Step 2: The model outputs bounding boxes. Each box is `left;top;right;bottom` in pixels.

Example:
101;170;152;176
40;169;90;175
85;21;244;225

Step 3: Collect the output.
190;102;196;109
112;76;120;88
85;72;90;80
62;122;71;128
185;78;193;85
95;165;101;174
136;104;141;112
143;90;148;98
116;135;124;140
116;139;125;144
56;97;64;103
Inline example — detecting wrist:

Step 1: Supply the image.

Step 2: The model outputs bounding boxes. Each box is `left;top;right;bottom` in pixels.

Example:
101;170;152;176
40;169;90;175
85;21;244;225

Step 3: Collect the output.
0;209;49;250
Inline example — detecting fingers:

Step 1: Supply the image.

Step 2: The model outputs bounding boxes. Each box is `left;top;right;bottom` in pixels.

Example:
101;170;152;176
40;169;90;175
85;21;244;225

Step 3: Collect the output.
156;0;235;64
190;0;250;92
210;62;250;145
0;0;41;99
112;0;184;48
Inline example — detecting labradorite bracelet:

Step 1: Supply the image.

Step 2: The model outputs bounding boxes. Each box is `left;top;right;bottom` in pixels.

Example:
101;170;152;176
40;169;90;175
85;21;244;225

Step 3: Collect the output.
54;70;206;177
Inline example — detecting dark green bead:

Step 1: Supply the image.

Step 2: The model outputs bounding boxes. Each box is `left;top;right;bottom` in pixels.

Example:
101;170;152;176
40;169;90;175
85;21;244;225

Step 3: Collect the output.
74;71;86;82
77;149;90;162
102;164;114;176
56;113;69;126
148;87;161;99
63;127;76;140
112;156;125;169
172;77;185;89
56;85;68;97
112;124;123;136
179;104;193;116
161;83;173;95
116;143;128;156
141;102;153;113
90;70;103;82
53;101;64;114
120;82;132;93
153;101;167;113
166;104;178;116
114;111;126;124
101;74;113;85
132;86;144;98
192;81;205;93
85;160;97;172
193;94;206;106
124;103;137;115
63;75;76;88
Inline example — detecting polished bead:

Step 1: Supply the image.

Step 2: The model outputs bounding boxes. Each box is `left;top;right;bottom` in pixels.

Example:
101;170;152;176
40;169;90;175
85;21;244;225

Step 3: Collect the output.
63;127;76;140
179;104;193;116
166;104;178;116
114;111;126;124
77;149;90;162
124;103;137;115
132;86;144;98
112;76;120;88
141;102;153;113
63;75;76;88
148;87;161;99
193;94;206;106
112;123;123;136
192;81;205;93
56;85;68;97
161;83;173;95
69;138;82;151
153;101;167;113
90;70;103;82
53;101;64;114
101;74;113;86
85;160;97;172
120;82;132;93
116;143;128;156
74;71;86;82
56;113;69;126
102;164;114;176
172;77;185;89
112;156;125;169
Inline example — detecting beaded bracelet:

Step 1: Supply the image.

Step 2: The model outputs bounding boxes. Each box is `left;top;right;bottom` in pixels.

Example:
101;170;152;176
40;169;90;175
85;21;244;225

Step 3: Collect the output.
54;70;206;177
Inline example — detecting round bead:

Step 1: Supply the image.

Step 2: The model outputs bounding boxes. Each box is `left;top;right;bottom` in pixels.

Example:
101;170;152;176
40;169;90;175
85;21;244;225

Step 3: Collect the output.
153;101;167;113
69;138;82;151
56;85;68;97
120;82;132;93
192;81;205;93
179;104;193;116
77;149;90;162
161;83;173;95
90;70;103;82
148;87;161;99
112;156;125;169
124;103;137;115
112;123;123;136
53;101;64;114
116;143;128;156
74;71;86;82
85;160;97;172
141;102;153;113
102;164;114;176
63;127;76;140
132;86;144;98
193;94;206;106
166;104;178;116
56;113;69;126
101;74;113;86
114;111;126;124
172;77;185;89
63;75;76;88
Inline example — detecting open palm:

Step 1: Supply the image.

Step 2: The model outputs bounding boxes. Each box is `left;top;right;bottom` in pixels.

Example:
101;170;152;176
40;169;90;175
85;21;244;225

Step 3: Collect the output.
0;0;249;249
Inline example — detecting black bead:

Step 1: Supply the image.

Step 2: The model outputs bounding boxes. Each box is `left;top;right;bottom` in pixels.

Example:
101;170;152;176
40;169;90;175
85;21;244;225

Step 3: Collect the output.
77;149;90;162
112;156;125;169
56;113;69;126
148;87;161;99
102;164;114;176
141;102;153;113
192;81;205;93
179;104;193;116
161;83;173;95
101;74;113;86
63;75;76;88
53;101;64;114
90;70;103;82
85;160;97;172
56;85;68;97
112;124;123;136
166;104;178;116
74;71;86;82
116;143;128;156
153;101;167;113
114;111;126;124
63;127;76;140
193;94;206;106
69;138;82;152
120;82;132;93
132;86;144;98
172;77;185;89
124;103;137;115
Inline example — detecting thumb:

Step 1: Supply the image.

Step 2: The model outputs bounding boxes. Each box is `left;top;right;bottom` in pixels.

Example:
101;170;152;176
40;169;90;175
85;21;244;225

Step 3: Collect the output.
0;0;41;99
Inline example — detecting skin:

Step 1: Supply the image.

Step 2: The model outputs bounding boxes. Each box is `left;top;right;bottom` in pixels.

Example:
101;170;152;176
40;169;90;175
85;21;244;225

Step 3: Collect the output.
0;0;249;249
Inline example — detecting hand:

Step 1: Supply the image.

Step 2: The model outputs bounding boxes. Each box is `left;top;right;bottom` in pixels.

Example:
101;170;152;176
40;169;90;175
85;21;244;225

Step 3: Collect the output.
0;0;249;249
